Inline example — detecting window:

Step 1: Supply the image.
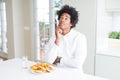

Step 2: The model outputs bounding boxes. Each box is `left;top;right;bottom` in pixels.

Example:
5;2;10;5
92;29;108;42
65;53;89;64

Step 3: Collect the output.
33;0;62;60
0;0;7;53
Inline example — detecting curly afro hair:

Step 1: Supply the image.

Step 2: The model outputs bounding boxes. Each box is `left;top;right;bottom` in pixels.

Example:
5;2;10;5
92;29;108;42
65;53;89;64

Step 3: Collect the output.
57;5;79;28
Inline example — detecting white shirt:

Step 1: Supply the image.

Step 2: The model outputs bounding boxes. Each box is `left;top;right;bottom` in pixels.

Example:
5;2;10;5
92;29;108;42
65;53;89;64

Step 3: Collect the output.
42;29;87;72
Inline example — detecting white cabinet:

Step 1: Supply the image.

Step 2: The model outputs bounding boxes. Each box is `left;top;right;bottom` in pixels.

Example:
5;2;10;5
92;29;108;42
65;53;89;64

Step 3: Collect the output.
95;54;120;80
96;0;120;80
105;0;120;12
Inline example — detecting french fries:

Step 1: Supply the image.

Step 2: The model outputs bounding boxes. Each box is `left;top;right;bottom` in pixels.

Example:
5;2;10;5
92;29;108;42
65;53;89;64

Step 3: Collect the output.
30;62;54;73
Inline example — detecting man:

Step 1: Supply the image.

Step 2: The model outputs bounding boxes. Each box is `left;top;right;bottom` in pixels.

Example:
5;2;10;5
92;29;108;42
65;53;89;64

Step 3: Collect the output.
42;5;87;73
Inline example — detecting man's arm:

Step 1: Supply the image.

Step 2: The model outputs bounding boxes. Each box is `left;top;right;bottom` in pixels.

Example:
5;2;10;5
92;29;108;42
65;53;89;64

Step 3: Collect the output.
59;35;87;68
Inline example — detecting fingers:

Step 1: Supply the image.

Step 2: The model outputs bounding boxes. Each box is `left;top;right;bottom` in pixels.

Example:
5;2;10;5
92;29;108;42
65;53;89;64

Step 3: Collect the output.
58;28;62;34
56;26;62;34
54;26;62;45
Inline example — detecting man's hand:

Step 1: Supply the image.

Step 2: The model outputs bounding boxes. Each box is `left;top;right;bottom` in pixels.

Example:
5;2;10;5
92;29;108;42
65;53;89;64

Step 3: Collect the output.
53;56;62;65
54;26;63;46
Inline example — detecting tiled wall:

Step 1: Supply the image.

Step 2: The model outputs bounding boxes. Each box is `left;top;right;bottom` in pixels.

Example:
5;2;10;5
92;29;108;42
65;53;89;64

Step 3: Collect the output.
96;0;113;51
96;0;120;52
113;13;120;31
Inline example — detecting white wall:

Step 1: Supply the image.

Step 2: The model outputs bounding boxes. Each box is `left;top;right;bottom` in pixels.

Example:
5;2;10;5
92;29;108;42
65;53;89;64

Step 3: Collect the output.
62;0;97;75
22;0;34;60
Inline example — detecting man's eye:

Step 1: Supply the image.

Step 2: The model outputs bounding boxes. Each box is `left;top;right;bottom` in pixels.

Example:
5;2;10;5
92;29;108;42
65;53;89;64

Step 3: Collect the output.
65;18;68;20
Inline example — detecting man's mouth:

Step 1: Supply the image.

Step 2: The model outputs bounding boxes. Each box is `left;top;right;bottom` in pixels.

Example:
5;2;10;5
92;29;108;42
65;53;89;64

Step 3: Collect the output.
59;23;65;26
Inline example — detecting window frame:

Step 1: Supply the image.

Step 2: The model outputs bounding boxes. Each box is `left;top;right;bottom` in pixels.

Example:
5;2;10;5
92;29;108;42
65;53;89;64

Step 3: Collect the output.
0;0;7;54
32;0;62;61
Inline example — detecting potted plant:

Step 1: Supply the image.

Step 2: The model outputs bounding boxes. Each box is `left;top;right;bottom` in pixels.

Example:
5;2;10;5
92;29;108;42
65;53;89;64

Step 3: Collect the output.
108;31;120;49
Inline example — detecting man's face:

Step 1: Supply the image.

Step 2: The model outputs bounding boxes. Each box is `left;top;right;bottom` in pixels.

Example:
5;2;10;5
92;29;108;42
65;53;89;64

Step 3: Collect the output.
59;13;72;30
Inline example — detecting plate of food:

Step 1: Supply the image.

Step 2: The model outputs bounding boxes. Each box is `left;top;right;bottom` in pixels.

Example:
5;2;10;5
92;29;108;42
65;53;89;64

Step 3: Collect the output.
30;62;54;74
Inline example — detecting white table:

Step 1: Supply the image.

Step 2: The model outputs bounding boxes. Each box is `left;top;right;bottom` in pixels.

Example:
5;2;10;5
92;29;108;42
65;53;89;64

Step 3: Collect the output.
0;58;108;80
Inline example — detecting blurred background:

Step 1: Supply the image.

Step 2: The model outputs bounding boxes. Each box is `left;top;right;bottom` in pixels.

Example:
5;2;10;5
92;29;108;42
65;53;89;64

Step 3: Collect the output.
0;0;120;80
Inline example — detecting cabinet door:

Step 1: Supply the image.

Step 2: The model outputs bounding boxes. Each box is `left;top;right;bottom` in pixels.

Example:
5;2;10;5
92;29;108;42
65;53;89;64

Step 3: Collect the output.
105;0;120;12
95;54;120;80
